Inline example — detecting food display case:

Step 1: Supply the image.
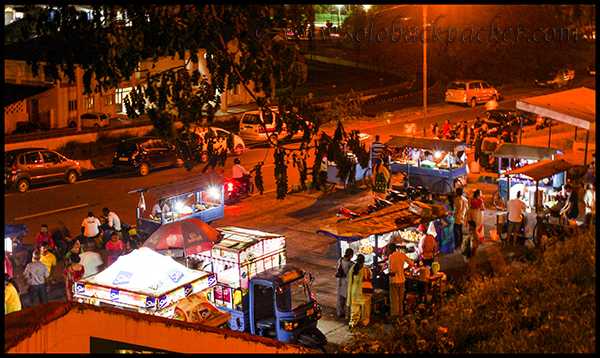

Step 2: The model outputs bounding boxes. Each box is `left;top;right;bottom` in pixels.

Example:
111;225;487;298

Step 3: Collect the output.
74;247;218;320
188;227;286;330
385;135;467;195
131;172;225;241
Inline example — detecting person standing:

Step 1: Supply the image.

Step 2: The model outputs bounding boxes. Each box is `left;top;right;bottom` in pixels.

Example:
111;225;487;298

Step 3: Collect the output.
372;155;391;200
39;241;57;288
583;183;595;228
507;191;527;245
386;243;414;320
23;250;49;307
429;123;439;139
415;224;436;266
335;248;355;319
560;184;579;220
5;274;22;314
453;187;468;249
64;239;84;267
463;220;480;282
370;135;385;166
442;119;451;139
64;253;85;301
81;212;102;247
469;189;485;240
440;195;455;254
403;118;417;137
346;254;373;328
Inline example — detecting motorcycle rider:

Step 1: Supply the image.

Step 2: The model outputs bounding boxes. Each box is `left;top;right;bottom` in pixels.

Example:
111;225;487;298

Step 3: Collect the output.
232;158;251;191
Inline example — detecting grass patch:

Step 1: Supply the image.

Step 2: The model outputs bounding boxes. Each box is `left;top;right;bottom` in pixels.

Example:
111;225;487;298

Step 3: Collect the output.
342;228;596;353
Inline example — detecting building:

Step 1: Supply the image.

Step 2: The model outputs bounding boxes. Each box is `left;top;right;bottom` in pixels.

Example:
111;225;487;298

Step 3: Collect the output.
4;6;256;135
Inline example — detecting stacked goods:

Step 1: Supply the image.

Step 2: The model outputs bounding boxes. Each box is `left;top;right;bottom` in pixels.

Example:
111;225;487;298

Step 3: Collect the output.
400;229;421;243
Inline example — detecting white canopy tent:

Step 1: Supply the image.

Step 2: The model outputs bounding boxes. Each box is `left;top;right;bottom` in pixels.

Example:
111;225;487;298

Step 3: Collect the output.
516;87;596;165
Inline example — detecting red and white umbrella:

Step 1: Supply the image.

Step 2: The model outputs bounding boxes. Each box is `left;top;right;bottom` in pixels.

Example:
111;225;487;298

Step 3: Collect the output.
142;218;222;256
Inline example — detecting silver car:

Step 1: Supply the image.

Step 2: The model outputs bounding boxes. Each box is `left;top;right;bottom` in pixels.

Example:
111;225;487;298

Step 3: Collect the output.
5;148;82;192
445;80;500;107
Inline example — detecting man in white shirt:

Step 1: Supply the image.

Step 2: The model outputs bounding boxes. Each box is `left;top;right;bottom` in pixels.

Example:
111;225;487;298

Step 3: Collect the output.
152;199;170;219
81;212;102;246
507;191;527;245
386;243;414;320
453;187;469;249
232;158;250;188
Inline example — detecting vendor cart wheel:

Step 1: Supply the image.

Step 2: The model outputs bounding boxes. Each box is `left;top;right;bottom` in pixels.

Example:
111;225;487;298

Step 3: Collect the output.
344;177;357;194
431;180;452;200
492;189;508;210
407;176;425;190
454;177;466;190
363;167;373;188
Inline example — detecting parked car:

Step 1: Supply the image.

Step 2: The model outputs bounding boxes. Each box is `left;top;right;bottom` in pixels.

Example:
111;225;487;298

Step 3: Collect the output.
472;109;522;136
239;108;310;146
5;148;82;193
445;80;500;107
112;137;184;176
69;112;110;129
190;126;246;161
535;68;575;89
11;121;50;134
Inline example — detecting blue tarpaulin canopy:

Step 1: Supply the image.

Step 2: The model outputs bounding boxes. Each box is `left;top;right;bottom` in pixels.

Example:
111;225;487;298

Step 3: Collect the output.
5;224;28;239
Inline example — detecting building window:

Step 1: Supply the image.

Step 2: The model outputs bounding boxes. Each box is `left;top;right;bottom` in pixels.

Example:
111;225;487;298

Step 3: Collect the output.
84;96;94;110
68;100;77;112
104;94;115;106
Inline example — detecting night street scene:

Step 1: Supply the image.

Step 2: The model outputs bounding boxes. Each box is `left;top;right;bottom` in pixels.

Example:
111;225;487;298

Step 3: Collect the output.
4;4;596;354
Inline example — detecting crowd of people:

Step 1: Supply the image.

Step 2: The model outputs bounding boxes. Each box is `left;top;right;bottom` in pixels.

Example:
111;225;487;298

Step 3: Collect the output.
5;207;141;314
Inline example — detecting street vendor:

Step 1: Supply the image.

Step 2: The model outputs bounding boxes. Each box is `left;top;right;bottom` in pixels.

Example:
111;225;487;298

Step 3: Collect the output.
438;151;463;169
151;199;170;220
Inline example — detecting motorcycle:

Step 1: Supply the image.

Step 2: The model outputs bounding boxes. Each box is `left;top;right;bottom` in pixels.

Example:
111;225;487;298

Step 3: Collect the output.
224;174;254;204
337;197;393;222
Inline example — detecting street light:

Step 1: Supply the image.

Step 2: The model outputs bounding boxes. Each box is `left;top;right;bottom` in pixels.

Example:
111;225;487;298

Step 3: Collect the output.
423;4;427;138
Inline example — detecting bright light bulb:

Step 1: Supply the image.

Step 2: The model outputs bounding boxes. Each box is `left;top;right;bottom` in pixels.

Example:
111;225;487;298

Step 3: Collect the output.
434;151;442;159
174;201;184;212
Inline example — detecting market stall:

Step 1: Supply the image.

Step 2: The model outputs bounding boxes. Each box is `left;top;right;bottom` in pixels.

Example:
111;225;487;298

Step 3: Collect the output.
73;247;225;324
384;135;467;195
188;227;286;331
131;172;225;242
317;200;450;267
498;159;579;241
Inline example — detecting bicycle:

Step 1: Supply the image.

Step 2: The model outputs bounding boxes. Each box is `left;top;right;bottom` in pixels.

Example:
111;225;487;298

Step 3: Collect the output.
492;188;509;211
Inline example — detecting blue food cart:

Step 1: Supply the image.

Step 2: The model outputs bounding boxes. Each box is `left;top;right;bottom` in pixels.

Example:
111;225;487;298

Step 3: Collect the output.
131;172;225;242
385;135;467;196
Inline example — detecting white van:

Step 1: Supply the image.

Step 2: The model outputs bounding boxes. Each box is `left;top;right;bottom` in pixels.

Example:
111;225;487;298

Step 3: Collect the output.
238;108;307;145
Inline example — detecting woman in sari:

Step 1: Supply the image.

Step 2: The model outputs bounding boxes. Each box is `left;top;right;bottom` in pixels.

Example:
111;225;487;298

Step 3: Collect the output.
346;254;373;328
441;195;455;254
64;253;85;301
469;189;485;241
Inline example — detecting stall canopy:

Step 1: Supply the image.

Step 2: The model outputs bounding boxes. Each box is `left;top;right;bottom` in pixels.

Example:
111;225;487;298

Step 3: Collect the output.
502;158;573;181
317;201;450;241
516;87;595;130
491;143;563;161
143;172;224;201
385;135;465;152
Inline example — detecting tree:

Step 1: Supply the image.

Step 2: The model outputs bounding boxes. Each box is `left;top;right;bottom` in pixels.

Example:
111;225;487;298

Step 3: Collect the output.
12;4;362;200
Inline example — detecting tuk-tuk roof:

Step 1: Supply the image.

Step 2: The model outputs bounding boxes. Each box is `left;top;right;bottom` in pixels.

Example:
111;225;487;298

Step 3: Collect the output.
385;135;466;152
143;172;224;201
317;201;450;241
491;143;562;161
252;264;304;287
502;158;573;181
213;227;284;253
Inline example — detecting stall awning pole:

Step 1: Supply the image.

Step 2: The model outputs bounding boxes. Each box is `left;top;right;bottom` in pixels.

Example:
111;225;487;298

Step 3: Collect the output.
548;125;552;148
535;180;540;214
519;118;523;144
374;234;380;266
584;129;589;166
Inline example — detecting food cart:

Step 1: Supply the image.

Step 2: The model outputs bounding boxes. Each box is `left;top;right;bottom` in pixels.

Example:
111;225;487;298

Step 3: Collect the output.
385;135;467;196
496;158;578;242
317;200;450;306
188;227;286;331
491;143;563;217
326;132;372;192
73;247;229;326
131;172;225;242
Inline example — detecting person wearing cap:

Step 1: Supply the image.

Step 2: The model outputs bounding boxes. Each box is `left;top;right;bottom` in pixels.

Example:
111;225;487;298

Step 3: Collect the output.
386;243;414;321
415;224;436;266
335;248;355;319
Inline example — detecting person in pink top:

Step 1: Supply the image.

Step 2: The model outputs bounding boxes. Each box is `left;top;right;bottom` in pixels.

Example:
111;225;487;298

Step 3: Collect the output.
469;189;485;241
105;232;124;266
415;224;436;266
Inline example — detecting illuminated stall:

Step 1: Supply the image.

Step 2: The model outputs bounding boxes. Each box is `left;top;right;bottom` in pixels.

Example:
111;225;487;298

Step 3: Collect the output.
74;247;222;321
